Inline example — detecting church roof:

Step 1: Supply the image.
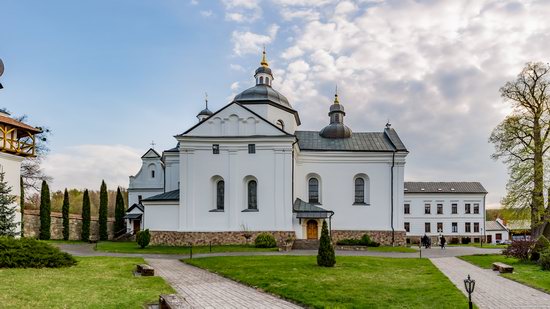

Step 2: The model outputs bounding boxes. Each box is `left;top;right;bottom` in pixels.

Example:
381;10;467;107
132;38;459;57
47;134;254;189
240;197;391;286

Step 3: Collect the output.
234;84;292;108
296;128;407;152
404;182;487;194
142;189;180;202
141;148;161;158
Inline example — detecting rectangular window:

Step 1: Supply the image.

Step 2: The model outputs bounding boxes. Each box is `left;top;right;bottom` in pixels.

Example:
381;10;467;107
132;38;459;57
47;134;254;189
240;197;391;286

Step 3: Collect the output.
474;203;480;214
138;195;143;203
465;203;471;214
248;144;256;154
465;222;471;233
404;222;410;233
424;204;431;214
404;203;410;214
212;144;220;154
496;233;502;241
437;222;443;233
452;203;457;214
452;222;458;233
474;222;480;233
437;204;443;214
425;222;431;233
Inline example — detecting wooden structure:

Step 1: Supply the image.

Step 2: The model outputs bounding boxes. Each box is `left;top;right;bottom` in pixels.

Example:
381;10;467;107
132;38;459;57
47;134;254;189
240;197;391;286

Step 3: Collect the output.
492;262;514;273
0;112;41;157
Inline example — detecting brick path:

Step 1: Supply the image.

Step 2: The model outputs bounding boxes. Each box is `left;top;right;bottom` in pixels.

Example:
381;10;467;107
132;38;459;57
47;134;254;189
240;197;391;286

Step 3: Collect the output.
146;258;302;309
431;257;550;309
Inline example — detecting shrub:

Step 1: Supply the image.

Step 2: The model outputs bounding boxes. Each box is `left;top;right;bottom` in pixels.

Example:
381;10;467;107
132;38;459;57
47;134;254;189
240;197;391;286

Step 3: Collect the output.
62;189;70;241
369;241;381;247
531;235;550;261
540;250;550;271
136;229;151;248
81;190;91;242
98;180;108;241
317;220;335;267
255;233;277;248
39;181;51;240
450;238;460;245
0;237;77;268
336;238;364;246
503;239;535;261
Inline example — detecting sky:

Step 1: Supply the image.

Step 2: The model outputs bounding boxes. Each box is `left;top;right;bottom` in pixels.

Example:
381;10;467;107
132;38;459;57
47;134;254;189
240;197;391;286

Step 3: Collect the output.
2;0;549;208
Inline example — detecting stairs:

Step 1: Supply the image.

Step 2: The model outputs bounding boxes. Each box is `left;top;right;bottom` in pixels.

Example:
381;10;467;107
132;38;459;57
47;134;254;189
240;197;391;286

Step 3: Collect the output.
292;239;320;250
113;233;135;242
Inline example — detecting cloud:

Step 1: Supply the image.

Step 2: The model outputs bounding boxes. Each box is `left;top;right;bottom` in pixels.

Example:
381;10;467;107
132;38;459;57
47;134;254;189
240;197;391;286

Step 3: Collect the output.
230;63;245;71
222;0;262;22
43;145;141;191
200;10;213;17
231;24;279;56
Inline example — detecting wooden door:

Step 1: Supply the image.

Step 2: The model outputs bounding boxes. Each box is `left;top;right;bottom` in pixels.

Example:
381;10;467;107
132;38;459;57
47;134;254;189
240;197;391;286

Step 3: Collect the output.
306;220;318;240
487;235;492;244
133;220;141;234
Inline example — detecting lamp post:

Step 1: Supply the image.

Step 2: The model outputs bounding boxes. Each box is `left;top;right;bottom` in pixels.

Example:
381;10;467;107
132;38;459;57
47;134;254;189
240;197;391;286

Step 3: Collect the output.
464;274;475;309
480;227;483;248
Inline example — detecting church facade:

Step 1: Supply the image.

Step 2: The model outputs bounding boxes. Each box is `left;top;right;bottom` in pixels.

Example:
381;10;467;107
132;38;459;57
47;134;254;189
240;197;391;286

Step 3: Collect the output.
129;52;409;246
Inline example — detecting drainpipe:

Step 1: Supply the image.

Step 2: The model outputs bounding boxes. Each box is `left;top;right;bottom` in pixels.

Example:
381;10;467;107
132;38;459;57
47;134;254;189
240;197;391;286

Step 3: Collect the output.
390;150;396;246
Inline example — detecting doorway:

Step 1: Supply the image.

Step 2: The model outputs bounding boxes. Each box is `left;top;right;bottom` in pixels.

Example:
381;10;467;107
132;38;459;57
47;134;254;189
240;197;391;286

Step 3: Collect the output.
487;235;492;244
306;220;318;239
133;220;141;234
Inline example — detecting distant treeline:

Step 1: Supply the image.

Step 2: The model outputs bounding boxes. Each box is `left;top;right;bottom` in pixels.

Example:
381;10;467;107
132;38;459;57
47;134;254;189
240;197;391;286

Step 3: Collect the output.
25;188;128;217
486;208;530;221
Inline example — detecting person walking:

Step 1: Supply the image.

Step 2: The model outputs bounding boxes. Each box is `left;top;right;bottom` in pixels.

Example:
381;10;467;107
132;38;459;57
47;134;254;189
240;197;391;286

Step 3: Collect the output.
440;235;446;249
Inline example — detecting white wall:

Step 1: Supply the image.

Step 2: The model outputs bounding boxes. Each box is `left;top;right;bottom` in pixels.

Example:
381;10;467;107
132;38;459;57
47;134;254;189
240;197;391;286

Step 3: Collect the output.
164;152;180;192
143;203;179;231
0;152;24;235
243;104;298;134
128;153;164;205
403;193;486;239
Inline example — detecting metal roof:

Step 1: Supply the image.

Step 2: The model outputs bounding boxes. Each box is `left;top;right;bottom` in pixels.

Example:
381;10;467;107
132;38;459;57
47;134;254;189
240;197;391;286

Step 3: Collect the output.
126;203;144;213
142;189;180;202
296;128;407;152
485;220;507;231
404;182;487;194
293;198;333;219
123;213;142;220
233;84;292;108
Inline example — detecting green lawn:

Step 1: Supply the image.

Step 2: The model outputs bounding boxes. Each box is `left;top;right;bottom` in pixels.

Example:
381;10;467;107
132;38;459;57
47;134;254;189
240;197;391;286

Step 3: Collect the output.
0;256;173;308
460;254;550;293
185;255;468;308
95;241;278;255
447;243;507;249
366;246;417;253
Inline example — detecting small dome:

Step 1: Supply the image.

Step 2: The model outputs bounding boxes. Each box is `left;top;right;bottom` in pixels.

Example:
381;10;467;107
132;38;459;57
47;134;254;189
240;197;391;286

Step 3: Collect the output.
330;103;345;113
319;123;352;138
197;107;213;117
255;66;272;76
234;84;292;108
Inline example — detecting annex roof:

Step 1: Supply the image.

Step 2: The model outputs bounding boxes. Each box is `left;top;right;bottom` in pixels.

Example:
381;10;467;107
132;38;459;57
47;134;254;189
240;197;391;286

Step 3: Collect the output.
293;198;334;219
404;182;487;194
0;114;42;133
126;203;144;213
485;220;507;231
142;189;180;202
141;148;161;158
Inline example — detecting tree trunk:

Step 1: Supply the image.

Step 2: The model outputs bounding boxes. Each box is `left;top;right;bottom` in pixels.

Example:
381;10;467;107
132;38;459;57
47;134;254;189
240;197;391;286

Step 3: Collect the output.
532;117;545;238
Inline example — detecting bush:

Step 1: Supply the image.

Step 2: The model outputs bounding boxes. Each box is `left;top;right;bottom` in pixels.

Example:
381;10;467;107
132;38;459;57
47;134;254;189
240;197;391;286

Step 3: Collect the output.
540;250;550;271
531;235;550;261
317;220;335;267
254;233;277;248
361;234;371;245
336;234;379;247
450;238;460;245
136;229;151;249
0;237;77;268
369;241;381;247
503;239;535;261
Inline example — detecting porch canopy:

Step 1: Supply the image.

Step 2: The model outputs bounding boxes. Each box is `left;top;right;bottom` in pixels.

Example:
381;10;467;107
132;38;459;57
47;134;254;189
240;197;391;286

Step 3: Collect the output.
123;213;142;220
293;198;334;219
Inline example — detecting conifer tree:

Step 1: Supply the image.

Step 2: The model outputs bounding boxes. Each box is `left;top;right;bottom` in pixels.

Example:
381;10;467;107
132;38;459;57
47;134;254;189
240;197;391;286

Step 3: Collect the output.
39;180;51;240
98;181;108;240
20;176;24;237
317;220;336;267
0;172;18;236
114;187;126;234
81;189;91;241
62;188;70;240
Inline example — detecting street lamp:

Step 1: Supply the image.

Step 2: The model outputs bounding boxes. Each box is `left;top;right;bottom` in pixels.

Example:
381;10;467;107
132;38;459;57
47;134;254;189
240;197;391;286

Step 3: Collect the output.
480;227;483;248
464;274;475;309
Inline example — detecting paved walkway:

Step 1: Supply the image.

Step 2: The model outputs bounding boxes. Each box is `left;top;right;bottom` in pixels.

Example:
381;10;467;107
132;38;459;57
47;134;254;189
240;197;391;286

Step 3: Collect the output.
146;258;302;309
431;257;550;309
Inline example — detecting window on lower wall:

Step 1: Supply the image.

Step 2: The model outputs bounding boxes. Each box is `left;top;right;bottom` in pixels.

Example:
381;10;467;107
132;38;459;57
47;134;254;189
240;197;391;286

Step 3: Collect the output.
452;222;458;233
404;222;410;232
308;178;319;204
437;222;443;233
216;180;224;210
425;222;431;233
474;222;480;233
465;222;471;233
354;177;365;204
247;180;257;210
404;203;410;214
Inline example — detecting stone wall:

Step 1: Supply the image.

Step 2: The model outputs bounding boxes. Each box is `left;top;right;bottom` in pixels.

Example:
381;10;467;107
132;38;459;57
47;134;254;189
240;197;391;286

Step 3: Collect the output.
150;231;296;246
23;209;115;241
331;230;406;246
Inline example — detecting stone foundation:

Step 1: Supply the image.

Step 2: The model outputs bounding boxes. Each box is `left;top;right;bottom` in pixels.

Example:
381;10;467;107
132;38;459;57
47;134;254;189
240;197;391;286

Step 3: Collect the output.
331;230;406;246
23;209;115;241
150;231;296;246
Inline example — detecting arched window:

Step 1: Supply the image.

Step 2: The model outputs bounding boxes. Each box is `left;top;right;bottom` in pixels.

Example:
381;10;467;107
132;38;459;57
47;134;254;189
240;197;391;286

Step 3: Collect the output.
259;76;264;84
151;170;155;178
216;180;225;210
354;178;365;203
308;178;319;204
276;119;285;131
265;77;270;85
248;180;257;210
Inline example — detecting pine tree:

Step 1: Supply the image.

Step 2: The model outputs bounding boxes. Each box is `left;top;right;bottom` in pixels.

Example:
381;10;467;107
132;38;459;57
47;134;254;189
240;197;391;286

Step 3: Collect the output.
317;220;336;267
0;172;18;236
39;180;51;240
114;187;126;234
98;181;108;241
20;176;24;237
81;189;91;242
62;189;70;240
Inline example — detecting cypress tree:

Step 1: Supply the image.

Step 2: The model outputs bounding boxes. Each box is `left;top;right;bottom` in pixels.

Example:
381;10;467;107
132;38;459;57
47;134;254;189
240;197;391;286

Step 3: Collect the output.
81;189;91;242
62;189;70;240
0;172;18;236
39;180;51;240
317;220;336;267
98;180;108;241
114;187;126;233
20;176;24;237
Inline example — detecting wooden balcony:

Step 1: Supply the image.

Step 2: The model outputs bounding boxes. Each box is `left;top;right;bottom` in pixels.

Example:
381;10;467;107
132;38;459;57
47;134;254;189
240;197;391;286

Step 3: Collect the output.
0;115;41;157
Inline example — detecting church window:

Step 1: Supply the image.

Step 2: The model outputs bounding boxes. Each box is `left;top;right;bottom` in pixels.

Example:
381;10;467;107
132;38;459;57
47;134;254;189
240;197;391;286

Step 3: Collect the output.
138;195;143;203
248;144;256;154
354;178;365;204
216;180;224;210
259;76;264;84
212;144;220;154
266;77;270;85
404;203;410;214
151;170;155;178
247;180;257;210
276;120;285;131
404;222;410;232
308;178;319;204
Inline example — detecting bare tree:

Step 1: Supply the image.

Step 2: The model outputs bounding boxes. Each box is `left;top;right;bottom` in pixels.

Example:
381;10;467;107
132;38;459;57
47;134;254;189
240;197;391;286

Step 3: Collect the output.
490;62;550;238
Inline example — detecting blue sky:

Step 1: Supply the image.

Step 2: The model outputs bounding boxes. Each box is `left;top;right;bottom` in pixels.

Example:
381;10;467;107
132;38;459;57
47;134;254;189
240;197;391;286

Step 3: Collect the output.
3;0;550;208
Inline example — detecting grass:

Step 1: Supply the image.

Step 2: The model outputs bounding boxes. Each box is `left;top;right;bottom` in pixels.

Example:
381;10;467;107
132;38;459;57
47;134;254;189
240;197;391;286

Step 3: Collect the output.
185;255;468;308
366;246;417;253
0;256;173;308
460;254;550;293
447;243;507;249
95;241;278;255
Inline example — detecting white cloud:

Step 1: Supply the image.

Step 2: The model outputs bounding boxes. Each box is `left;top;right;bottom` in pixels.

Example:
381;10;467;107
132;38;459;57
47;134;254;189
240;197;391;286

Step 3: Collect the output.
200;10;213;17
222;0;262;22
231;24;279;56
230;63;245;71
230;81;240;90
190;0;199;5
43;145;141;191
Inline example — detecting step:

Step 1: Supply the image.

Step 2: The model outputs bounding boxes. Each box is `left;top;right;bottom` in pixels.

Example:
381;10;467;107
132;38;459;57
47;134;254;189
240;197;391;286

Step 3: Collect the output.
292;239;320;250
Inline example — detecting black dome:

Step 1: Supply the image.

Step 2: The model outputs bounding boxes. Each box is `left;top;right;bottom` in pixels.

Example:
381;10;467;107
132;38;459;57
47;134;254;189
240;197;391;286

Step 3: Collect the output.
197;108;213;116
255;66;272;76
234;84;291;108
319;123;352;139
